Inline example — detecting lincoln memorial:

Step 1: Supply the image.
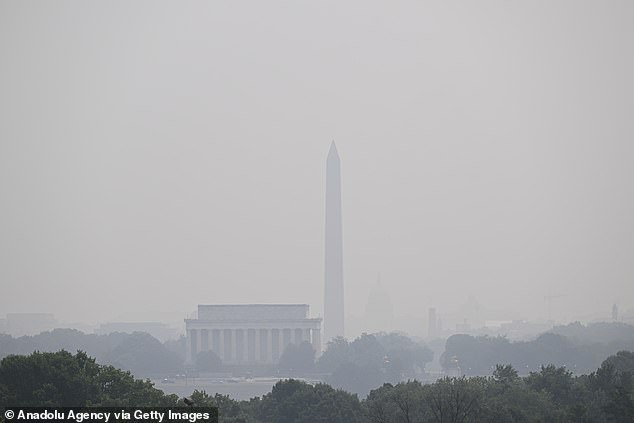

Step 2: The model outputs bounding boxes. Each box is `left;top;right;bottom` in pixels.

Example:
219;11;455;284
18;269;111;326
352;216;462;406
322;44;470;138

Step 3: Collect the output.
185;304;322;365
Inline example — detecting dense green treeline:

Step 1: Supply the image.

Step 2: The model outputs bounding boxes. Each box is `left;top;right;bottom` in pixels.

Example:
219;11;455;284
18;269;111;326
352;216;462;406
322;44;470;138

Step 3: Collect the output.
0;330;434;394
1;350;633;422
2;322;633;385
0;351;179;407
550;322;634;346
0;329;182;377
316;333;433;396
441;322;634;376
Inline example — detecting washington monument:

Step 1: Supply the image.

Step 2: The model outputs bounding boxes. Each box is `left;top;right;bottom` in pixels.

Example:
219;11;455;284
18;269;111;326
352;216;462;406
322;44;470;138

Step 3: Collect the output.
324;142;344;342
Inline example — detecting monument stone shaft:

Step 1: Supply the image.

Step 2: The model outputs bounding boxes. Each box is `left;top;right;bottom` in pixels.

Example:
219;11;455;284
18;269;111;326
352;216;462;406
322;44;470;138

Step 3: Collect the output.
324;142;344;342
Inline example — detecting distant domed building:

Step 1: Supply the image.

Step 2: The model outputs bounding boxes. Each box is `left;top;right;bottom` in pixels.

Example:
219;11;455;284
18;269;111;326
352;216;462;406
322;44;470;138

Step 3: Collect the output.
364;274;394;333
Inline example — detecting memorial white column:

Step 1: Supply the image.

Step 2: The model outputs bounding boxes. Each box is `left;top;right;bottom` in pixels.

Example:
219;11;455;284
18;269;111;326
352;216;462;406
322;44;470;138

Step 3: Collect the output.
219;329;225;361
185;329;192;365
267;329;273;363
242;328;248;363
279;328;285;357
196;329;202;356
312;328;321;355
255;329;261;363
210;329;217;355
202;329;208;352
231;329;237;363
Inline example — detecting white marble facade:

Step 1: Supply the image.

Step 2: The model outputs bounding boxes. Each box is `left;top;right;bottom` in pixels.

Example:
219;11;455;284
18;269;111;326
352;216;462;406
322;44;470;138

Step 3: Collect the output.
185;304;322;365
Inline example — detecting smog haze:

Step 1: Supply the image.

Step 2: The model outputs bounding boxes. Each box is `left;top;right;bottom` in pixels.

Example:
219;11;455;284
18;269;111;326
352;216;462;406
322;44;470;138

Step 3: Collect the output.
1;1;633;333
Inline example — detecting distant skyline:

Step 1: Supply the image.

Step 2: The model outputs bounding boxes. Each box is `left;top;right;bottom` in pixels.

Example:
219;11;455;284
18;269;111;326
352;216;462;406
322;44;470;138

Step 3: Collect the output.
1;1;633;329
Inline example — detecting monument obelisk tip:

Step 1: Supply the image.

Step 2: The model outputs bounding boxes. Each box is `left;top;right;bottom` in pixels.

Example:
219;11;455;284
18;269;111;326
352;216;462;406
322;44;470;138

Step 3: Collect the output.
328;141;339;157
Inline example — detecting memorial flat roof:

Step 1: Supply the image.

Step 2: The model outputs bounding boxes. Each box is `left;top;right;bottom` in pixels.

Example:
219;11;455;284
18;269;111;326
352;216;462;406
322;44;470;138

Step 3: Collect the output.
198;304;309;307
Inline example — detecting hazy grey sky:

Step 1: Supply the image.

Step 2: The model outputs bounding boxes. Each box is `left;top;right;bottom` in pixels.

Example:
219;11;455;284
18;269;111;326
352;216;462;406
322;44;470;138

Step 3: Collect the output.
1;1;633;331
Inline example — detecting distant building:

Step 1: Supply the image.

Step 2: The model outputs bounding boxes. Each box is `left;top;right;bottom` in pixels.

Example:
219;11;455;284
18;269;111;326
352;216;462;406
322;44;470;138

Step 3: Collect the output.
456;319;471;333
622;308;634;325
184;304;322;366
495;320;552;340
364;275;393;333
95;322;180;342
461;296;484;329
2;313;57;336
428;308;438;338
612;304;619;322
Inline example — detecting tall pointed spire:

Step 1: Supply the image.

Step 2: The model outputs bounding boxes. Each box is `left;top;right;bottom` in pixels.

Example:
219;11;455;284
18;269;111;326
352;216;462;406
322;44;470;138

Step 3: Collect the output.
324;142;344;344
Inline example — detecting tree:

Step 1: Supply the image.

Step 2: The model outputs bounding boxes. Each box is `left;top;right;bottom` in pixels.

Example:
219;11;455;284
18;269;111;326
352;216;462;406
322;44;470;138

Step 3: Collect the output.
492;364;519;385
440;328;634;377
104;332;181;377
318;333;433;396
328;362;385;398
0;350;99;406
424;377;485;423
365;383;397;423
603;371;634;423
0;350;178;407
187;390;254;423
376;333;433;379
196;350;222;372
389;381;425;423
94;364;176;407
350;334;386;368
480;382;560;422
364;381;425;423
525;364;574;405
604;350;634;374
258;379;365;423
316;337;353;373
586;352;634;422
0;329;185;377
278;342;315;373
